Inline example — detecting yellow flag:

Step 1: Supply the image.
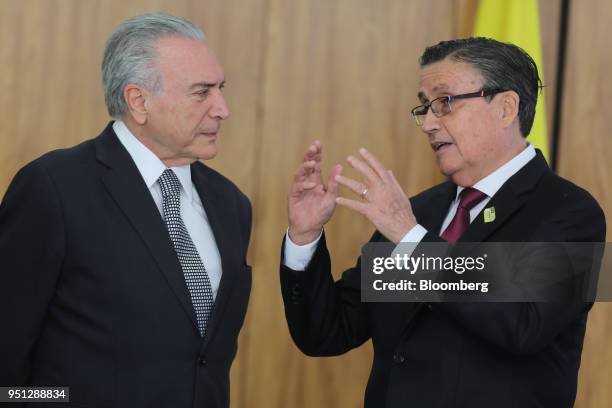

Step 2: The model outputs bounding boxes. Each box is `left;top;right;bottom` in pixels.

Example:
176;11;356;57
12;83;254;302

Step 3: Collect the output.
474;0;549;161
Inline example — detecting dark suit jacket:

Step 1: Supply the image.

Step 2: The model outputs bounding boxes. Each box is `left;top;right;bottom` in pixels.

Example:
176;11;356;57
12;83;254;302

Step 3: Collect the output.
281;151;606;408
0;123;252;408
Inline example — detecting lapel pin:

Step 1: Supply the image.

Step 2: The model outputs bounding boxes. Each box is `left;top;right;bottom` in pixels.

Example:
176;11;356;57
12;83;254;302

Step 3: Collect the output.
483;206;496;223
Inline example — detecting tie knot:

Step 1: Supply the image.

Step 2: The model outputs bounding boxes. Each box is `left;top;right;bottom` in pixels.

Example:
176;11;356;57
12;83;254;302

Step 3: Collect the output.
158;169;182;198
458;187;487;211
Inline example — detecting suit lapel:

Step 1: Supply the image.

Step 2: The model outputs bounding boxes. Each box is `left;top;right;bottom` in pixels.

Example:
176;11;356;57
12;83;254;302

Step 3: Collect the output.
415;181;457;235
191;163;241;349
460;150;550;242
459;186;525;242
95;124;199;332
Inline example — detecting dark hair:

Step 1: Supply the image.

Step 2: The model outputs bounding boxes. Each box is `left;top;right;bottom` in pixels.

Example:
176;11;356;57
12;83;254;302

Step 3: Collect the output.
420;37;542;137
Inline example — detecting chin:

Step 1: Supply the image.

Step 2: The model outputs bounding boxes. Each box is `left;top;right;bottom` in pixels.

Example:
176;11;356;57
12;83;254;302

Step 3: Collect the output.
187;136;218;160
439;163;469;186
195;146;218;161
448;170;479;187
437;159;458;178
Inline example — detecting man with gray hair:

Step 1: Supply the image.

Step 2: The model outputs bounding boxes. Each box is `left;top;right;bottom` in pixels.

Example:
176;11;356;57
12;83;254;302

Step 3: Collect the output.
0;13;251;407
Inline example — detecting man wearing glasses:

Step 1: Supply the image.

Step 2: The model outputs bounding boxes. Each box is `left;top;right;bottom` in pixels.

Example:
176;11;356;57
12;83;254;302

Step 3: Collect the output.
280;38;605;407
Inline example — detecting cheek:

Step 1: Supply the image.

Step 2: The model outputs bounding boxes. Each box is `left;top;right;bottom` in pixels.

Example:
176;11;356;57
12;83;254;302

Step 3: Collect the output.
442;121;472;159
171;103;201;138
186;102;210;127
446;113;495;162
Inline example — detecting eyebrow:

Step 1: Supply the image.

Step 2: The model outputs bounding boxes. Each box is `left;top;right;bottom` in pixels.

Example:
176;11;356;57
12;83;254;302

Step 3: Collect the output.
189;80;226;90
433;83;450;93
417;91;428;103
417;83;453;102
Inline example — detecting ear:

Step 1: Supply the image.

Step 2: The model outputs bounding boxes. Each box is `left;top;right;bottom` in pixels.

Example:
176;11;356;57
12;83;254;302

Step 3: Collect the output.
498;90;520;129
124;84;149;125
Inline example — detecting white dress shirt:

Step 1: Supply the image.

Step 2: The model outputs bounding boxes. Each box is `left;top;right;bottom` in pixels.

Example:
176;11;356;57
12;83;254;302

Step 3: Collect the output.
284;143;536;271
113;120;222;299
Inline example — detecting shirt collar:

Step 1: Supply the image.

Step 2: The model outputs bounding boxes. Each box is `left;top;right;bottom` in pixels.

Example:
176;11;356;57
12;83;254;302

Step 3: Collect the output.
113;120;193;200
455;143;536;200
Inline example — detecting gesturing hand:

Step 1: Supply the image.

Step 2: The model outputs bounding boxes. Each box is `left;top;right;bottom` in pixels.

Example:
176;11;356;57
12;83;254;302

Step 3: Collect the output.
334;148;417;244
288;141;343;245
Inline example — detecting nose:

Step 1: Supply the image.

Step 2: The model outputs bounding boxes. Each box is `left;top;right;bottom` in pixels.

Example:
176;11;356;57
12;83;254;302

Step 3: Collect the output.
211;90;230;120
420;108;440;135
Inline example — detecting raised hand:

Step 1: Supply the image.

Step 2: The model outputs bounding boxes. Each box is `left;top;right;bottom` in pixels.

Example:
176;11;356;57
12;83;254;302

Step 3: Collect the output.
288;141;342;245
335;148;417;244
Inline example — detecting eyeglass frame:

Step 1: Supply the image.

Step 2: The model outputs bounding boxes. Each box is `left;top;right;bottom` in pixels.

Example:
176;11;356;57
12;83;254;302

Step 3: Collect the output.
411;88;508;126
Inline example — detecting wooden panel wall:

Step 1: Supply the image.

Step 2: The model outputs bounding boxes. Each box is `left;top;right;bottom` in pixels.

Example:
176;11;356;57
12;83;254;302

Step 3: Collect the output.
0;1;609;407
558;1;612;407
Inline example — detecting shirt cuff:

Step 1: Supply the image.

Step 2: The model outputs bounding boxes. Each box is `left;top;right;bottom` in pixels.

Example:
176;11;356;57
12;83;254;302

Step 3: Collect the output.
283;229;322;271
400;224;428;243
388;224;428;259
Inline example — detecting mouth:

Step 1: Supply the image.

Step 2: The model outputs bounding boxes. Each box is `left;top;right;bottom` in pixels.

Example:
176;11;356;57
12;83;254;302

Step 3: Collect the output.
200;130;219;138
431;141;452;153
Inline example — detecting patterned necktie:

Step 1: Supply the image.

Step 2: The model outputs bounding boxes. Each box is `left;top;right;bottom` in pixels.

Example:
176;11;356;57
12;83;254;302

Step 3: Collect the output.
158;169;213;337
441;187;488;243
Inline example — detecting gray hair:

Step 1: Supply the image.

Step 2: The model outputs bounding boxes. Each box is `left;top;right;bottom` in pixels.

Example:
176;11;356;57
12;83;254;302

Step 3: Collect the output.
102;13;205;118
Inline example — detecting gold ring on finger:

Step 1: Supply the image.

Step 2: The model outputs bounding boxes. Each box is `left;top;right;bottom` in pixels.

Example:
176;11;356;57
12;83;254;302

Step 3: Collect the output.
361;188;368;200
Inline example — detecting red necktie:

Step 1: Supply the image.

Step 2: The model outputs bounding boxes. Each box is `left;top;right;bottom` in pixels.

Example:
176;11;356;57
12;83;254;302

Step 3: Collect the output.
441;187;487;243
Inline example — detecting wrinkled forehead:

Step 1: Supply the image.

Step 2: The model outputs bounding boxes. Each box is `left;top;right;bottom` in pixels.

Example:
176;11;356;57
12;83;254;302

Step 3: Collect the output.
155;36;225;83
417;60;484;102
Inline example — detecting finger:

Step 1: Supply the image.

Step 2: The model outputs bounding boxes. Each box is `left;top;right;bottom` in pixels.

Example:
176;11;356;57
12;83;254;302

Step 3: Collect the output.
335;197;368;215
335;174;367;197
326;164;343;196
388;170;414;215
303;140;322;162
303;142;323;180
313;156;323;177
291;180;318;194
387;170;404;192
359;148;390;181
346;155;378;184
294;160;317;182
295;159;316;177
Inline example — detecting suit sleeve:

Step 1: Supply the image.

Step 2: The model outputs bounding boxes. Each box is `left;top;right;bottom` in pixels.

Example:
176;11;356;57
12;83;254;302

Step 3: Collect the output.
0;160;65;384
280;232;373;356
430;193;606;355
238;192;252;260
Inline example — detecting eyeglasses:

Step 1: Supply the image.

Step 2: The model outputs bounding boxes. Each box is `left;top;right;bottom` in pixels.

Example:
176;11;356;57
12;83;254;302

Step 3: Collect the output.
411;89;507;126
